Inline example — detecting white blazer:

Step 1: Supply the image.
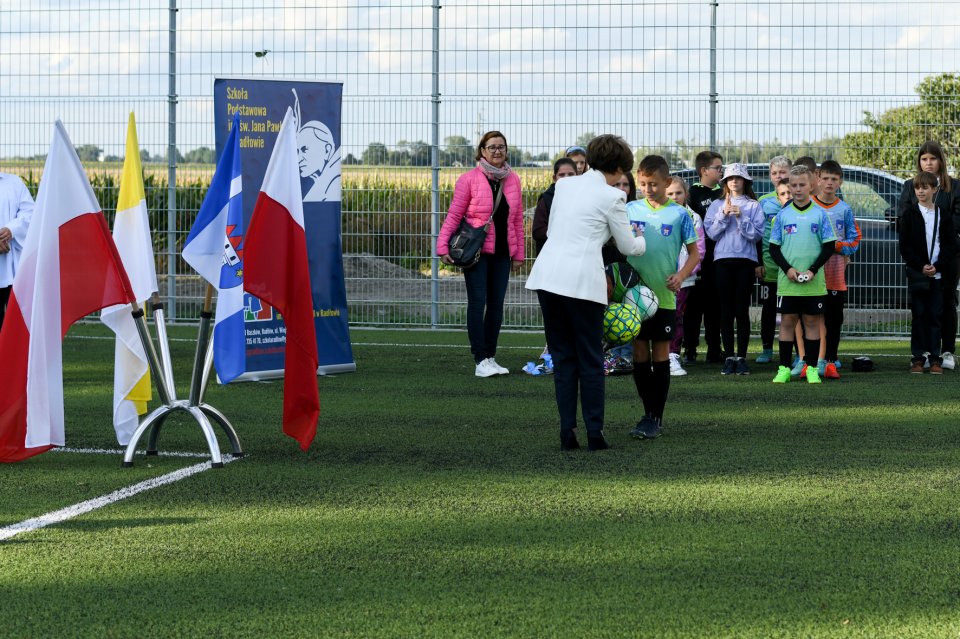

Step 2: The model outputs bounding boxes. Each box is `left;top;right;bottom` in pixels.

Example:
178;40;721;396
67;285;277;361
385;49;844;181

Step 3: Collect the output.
526;170;645;305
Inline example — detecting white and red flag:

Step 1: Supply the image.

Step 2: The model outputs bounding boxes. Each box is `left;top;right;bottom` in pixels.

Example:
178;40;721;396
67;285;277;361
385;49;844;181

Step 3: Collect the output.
0;120;135;462
243;107;320;451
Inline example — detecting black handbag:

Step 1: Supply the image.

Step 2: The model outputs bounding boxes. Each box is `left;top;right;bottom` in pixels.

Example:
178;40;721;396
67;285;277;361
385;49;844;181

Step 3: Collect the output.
904;207;939;292
447;181;504;268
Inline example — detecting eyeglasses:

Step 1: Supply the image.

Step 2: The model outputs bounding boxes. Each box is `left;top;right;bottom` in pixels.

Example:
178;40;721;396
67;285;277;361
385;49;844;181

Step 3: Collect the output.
485;145;507;153
708;164;723;171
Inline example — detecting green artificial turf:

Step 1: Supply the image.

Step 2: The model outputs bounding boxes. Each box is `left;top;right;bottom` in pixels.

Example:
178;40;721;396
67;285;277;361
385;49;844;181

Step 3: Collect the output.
1;324;959;638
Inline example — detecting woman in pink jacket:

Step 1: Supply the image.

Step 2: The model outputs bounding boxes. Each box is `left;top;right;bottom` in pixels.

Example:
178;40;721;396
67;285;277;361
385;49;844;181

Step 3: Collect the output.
438;131;525;378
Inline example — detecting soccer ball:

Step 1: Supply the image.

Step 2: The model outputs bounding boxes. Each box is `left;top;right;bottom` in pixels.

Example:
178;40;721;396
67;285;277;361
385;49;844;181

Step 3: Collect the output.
605;261;640;303
622;285;659;322
602;302;643;347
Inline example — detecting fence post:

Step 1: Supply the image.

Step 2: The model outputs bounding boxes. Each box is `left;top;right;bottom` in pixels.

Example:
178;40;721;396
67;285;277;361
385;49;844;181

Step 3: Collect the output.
430;0;441;328
167;0;178;319
709;0;718;150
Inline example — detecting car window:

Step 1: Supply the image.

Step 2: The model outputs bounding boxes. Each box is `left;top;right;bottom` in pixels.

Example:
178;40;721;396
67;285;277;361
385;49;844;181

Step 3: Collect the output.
840;182;890;220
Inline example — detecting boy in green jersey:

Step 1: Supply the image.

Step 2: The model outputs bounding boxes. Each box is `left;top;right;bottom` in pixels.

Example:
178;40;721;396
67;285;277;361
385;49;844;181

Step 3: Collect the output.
626;156;700;438
769;165;837;384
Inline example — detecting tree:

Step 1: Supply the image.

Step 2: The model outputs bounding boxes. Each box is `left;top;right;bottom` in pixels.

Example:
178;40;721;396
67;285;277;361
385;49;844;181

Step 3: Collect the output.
183;147;216;164
444;135;472;166
140;149;154;163
842;73;960;173
361;142;389;165
575;131;596;148
75;144;103;162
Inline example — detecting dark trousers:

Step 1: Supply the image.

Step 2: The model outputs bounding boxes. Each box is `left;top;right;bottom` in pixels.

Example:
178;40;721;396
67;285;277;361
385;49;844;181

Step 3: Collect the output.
824;290;847;361
910;279;943;360
684;273;721;357
714;259;756;358
759;281;778;349
463;253;511;363
537;290;605;435
0;285;9;332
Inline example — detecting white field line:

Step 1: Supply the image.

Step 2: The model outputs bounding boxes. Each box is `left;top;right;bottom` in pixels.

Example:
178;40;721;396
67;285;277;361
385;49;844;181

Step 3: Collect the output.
0;455;240;542
66;334;905;356
53;447;210;459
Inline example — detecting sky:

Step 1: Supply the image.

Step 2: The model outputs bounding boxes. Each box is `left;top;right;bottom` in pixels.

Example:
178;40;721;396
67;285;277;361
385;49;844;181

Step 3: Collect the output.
1;0;959;161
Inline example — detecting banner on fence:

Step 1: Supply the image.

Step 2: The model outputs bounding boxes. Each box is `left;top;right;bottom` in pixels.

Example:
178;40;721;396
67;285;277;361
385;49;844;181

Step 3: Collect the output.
214;78;355;380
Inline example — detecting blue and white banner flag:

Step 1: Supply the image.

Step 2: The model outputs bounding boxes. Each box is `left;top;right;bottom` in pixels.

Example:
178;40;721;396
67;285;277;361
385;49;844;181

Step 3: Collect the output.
182;112;245;383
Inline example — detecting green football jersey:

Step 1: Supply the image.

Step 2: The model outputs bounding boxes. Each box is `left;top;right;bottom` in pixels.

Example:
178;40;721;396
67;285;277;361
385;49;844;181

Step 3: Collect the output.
625;199;697;310
769;202;837;296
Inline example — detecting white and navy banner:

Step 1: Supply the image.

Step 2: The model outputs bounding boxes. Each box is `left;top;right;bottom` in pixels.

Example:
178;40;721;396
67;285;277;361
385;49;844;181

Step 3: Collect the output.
214;78;355;379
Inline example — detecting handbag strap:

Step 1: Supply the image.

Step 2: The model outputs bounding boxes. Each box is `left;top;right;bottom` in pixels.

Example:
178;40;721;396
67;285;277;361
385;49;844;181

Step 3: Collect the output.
485;180;505;228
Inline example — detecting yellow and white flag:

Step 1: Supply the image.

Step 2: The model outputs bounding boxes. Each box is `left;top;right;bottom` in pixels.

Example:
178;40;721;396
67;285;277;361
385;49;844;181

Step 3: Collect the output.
101;113;159;445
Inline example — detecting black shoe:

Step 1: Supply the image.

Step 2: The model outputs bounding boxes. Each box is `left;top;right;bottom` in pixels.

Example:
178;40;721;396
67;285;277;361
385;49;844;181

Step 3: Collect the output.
721;357;737;375
560;430;580;451
735;357;750;375
587;432;609;451
629;416;662;439
682;350;697;365
706;350;724;364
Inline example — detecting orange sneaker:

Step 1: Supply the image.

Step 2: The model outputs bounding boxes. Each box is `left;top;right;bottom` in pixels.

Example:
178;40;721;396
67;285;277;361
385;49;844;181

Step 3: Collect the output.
824;362;840;379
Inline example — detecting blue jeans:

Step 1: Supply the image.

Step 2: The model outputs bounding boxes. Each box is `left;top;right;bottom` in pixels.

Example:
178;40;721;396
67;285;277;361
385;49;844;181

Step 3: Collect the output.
463;253;511;363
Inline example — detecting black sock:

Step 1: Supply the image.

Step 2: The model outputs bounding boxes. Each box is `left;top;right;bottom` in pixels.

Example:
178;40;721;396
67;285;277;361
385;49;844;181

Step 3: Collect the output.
651;360;671;420
804;339;820;367
779;340;794;367
632;362;653;416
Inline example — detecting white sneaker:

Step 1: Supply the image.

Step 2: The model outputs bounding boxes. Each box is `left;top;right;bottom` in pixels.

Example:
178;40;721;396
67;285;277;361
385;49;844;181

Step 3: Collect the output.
487;357;509;375
475;359;498;378
942;352;956;370
923;352;931;369
669;352;687;377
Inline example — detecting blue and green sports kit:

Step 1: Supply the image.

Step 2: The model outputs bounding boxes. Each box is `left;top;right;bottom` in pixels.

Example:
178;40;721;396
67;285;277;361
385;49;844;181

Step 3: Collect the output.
769;201;837;296
625;198;697;310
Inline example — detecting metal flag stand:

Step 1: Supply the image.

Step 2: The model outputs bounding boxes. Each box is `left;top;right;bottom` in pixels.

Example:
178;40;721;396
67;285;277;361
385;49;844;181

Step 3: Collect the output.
122;287;243;468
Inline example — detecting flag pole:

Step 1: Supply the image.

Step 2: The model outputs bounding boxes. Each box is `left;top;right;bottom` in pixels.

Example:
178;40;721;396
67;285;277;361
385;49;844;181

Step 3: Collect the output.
188;284;243;454
149;292;177;400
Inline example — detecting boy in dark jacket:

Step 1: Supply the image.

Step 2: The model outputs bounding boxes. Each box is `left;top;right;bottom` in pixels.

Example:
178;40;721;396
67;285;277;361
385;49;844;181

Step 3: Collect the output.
899;171;958;374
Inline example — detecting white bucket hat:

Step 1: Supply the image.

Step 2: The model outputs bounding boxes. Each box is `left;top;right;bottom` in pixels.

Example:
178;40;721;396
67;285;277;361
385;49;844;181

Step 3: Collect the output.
721;162;752;182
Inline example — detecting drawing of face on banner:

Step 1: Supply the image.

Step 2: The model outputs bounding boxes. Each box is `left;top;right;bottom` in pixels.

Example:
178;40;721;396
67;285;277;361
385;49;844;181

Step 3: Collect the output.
293;89;342;202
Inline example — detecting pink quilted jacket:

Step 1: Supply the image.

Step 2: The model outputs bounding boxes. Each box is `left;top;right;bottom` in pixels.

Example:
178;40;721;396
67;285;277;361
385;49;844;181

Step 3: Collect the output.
436;167;525;261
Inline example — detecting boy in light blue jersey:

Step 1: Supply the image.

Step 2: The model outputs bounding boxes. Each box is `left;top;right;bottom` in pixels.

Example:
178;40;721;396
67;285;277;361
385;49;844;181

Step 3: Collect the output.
756;157;792;363
769;165;837;384
626;155;699;439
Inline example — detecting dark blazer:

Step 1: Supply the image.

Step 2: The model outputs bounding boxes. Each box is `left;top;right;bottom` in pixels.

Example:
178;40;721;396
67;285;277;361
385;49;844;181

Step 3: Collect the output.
897;178;960;237
898;203;957;279
531;182;556;253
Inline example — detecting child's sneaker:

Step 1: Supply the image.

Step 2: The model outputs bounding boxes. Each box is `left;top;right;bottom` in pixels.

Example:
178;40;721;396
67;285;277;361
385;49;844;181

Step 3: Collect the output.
824;362;840;379
942;352;955;370
806;366;821;384
910;359;925;374
613;356;634;376
772;366;791;383
669;352;687;377
791;358;806;378
735;357;750;375
816;358;827;378
721;357;737;375
834;359;842;369
756;348;774;364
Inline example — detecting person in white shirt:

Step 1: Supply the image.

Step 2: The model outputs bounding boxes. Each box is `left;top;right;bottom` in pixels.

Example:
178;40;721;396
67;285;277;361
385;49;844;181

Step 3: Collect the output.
0;173;35;330
525;135;646;451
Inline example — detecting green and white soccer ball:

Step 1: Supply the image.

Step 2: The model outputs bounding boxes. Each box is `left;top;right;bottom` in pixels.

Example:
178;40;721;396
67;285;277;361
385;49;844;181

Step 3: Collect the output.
602;302;643;347
622;284;659;322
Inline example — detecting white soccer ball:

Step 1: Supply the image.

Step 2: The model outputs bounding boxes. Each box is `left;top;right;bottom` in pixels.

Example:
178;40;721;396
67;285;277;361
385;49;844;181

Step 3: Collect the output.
622;284;659;322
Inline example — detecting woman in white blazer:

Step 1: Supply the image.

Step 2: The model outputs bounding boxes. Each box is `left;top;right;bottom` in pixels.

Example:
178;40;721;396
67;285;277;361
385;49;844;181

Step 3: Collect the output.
525;135;646;451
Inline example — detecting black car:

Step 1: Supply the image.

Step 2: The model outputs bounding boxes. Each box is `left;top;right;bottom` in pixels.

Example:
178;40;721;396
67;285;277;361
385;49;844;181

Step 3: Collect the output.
672;163;906;308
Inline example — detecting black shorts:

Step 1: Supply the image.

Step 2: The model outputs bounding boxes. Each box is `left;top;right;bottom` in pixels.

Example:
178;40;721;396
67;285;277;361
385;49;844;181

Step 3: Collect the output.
778;295;826;316
636;308;677;342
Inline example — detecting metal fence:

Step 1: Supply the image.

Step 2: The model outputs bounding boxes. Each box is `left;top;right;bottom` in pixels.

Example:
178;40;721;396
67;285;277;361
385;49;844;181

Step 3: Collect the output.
3;1;960;335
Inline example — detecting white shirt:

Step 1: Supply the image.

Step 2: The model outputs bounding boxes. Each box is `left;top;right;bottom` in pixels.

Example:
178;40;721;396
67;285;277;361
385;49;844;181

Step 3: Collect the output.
919;203;941;280
0;173;35;287
525;170;646;305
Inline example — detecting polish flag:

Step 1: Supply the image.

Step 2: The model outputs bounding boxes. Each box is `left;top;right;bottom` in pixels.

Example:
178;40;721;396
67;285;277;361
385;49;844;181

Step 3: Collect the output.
243;107;320;450
0;121;135;463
